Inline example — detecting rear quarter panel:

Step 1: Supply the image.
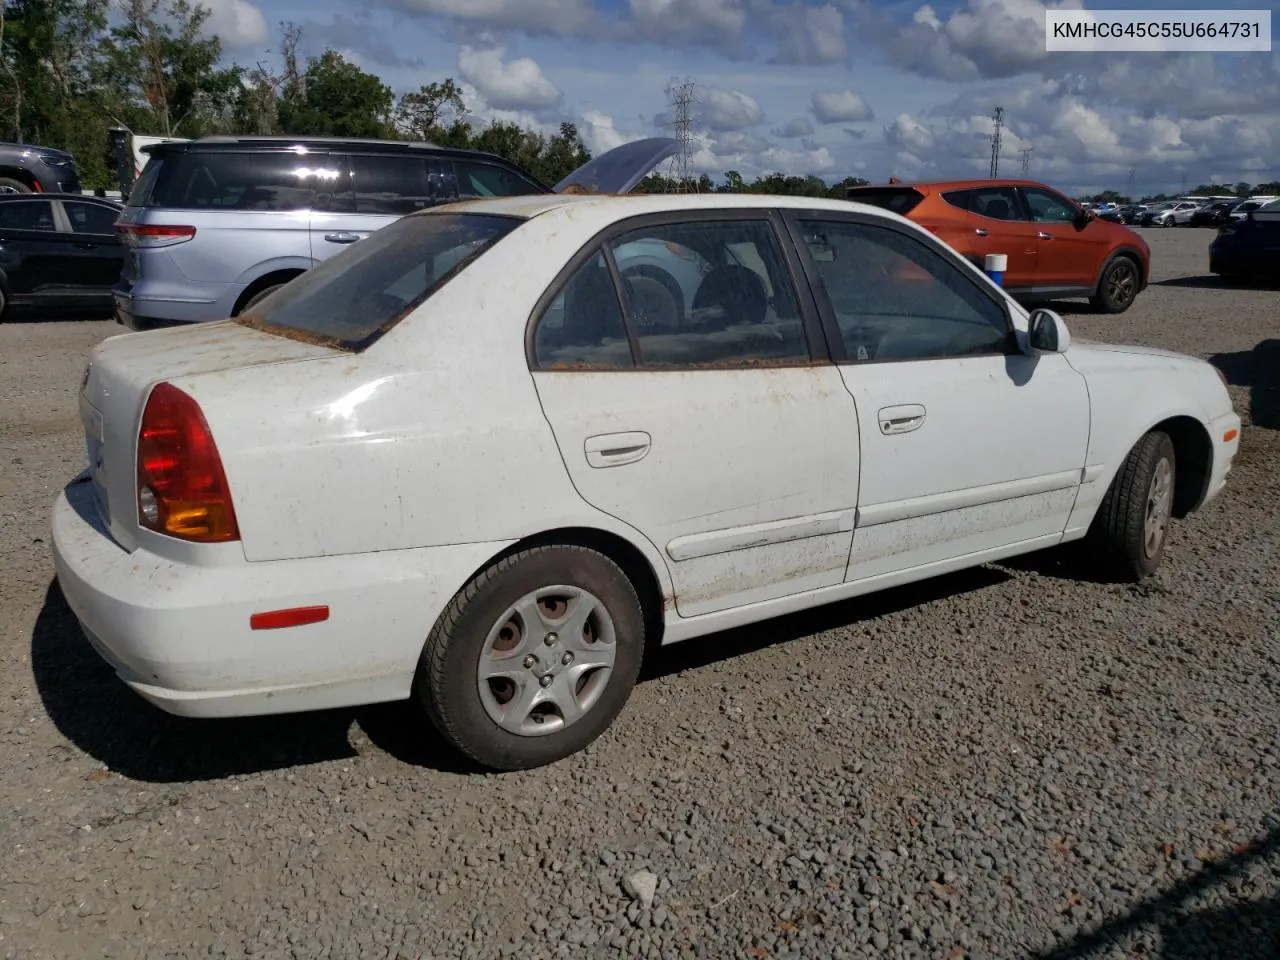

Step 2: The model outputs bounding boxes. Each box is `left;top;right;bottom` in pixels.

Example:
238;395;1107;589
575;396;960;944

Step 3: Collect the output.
174;212;677;608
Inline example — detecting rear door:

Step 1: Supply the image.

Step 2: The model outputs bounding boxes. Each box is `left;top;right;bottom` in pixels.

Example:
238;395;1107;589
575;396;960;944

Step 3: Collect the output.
529;210;862;619
965;185;1039;288
57;199;124;292
0;198;70;302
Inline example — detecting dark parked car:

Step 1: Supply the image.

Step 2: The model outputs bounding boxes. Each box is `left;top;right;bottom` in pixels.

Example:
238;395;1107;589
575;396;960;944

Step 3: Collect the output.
1189;200;1241;227
0;194;123;317
1209;207;1280;282
0;141;83;194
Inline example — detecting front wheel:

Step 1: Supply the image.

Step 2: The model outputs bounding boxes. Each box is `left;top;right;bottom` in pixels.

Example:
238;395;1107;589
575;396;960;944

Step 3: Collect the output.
417;545;646;771
1090;257;1140;314
1084;430;1177;581
0;177;31;194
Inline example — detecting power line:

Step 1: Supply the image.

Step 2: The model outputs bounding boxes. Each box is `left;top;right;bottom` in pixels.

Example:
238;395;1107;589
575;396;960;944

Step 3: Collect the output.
663;78;698;193
989;106;1005;178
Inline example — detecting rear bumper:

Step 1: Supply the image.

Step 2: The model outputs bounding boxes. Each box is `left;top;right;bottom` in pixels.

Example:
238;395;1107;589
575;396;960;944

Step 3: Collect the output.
51;478;507;718
113;280;240;329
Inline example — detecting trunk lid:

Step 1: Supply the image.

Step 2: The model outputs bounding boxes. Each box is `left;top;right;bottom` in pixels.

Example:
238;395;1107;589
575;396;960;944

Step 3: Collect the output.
79;321;336;553
553;137;679;195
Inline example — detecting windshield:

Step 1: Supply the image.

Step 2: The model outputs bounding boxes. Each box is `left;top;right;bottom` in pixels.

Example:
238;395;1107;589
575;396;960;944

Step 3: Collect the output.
236;212;522;351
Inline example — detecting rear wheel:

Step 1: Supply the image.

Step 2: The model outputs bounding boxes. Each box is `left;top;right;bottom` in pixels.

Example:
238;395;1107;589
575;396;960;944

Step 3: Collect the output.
0;177;31;194
239;283;284;314
417;545;646;771
1084;430;1176;581
1090;256;1140;314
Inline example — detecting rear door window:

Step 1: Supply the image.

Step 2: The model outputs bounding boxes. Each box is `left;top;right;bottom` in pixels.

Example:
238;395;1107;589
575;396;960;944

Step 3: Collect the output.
969;187;1023;221
63;200;120;234
237;212;522;351
144;151;322;211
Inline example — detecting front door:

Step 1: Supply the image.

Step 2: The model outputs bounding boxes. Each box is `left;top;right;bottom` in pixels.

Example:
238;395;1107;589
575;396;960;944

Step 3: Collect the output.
529;212;861;618
1018;185;1105;291
785;211;1090;580
966;185;1040;289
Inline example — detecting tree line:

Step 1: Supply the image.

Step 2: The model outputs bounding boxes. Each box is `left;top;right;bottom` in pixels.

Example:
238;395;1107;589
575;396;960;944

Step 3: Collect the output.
0;0;869;196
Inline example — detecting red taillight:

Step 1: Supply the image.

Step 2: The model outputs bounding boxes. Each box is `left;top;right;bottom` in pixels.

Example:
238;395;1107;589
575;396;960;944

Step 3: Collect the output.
136;383;240;542
117;222;197;248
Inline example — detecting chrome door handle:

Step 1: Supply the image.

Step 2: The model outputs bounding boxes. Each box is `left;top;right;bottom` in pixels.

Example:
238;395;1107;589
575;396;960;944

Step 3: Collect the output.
878;404;926;435
975;228;989;237
584;431;652;468
324;232;361;244
1038;232;1053;239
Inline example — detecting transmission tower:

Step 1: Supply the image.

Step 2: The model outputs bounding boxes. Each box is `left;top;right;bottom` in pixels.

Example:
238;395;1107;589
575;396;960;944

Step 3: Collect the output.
663;78;699;193
1126;166;1136;201
989;106;1005;178
1018;147;1033;177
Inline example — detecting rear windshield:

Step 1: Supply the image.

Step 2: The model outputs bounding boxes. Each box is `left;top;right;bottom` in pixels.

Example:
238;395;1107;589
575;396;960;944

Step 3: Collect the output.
236;212;522;351
845;188;925;216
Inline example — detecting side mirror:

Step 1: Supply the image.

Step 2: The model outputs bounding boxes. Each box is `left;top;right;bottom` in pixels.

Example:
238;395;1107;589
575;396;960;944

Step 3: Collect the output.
1073;209;1092;228
1028;308;1070;353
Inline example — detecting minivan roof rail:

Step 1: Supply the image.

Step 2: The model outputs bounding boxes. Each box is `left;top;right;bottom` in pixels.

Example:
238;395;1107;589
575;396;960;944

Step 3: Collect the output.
192;135;441;148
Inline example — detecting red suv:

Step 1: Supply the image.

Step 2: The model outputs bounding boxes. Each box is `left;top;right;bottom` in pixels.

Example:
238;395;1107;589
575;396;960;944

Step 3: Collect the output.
845;178;1150;313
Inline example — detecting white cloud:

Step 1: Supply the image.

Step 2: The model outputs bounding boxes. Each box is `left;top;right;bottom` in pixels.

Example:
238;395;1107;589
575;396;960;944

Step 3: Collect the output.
698;87;764;131
811;90;874;124
394;0;599;34
457;45;563;111
579;109;638;154
774;3;847;65
622;0;749;51
201;0;268;48
774;116;815;139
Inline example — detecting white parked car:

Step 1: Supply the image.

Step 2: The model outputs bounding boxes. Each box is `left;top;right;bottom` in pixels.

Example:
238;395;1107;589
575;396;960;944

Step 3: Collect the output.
52;193;1241;770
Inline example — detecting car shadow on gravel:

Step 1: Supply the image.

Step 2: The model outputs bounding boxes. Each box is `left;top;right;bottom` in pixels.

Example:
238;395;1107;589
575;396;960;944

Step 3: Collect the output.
639;565;1013;682
1036;824;1280;960
1156;275;1280;291
1210;339;1280;431
33;566;1018;780
30;579;477;781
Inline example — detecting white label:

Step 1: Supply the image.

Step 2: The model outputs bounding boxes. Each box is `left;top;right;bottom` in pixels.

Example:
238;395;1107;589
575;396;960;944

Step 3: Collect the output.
1045;10;1271;51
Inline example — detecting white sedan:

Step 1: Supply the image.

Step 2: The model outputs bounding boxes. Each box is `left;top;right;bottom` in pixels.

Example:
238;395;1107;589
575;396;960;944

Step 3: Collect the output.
52;193;1241;771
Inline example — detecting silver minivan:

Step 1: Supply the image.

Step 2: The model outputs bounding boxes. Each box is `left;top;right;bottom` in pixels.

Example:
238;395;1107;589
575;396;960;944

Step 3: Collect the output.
112;135;677;330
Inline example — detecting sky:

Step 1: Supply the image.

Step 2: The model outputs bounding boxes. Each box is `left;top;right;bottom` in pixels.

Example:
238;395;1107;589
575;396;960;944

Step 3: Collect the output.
196;0;1280;197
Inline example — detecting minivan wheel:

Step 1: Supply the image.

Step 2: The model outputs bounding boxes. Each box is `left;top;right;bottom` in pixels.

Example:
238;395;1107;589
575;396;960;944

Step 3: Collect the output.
1084;430;1177;582
1090;257;1139;314
239;283;284;313
417;545;646;771
0;177;31;194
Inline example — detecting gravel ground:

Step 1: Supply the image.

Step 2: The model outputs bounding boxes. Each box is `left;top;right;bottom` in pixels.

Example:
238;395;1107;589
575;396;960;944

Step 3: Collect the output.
1;227;1277;960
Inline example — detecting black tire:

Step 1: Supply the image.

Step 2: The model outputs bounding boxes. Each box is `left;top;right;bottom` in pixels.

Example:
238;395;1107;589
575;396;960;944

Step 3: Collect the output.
0;287;7;321
417;545;646;771
1084;430;1177;582
1090;256;1140;314
239;283;284;314
0;176;31;194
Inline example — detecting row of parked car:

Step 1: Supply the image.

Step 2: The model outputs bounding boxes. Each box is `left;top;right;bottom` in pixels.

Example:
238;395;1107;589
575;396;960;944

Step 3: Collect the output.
1093;196;1277;228
0;135;1275;324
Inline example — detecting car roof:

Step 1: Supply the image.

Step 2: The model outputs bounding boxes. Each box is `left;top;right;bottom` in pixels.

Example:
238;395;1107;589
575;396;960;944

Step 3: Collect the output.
144;135;522;164
422;191;898;222
849;178;1052;192
0;192;120;204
